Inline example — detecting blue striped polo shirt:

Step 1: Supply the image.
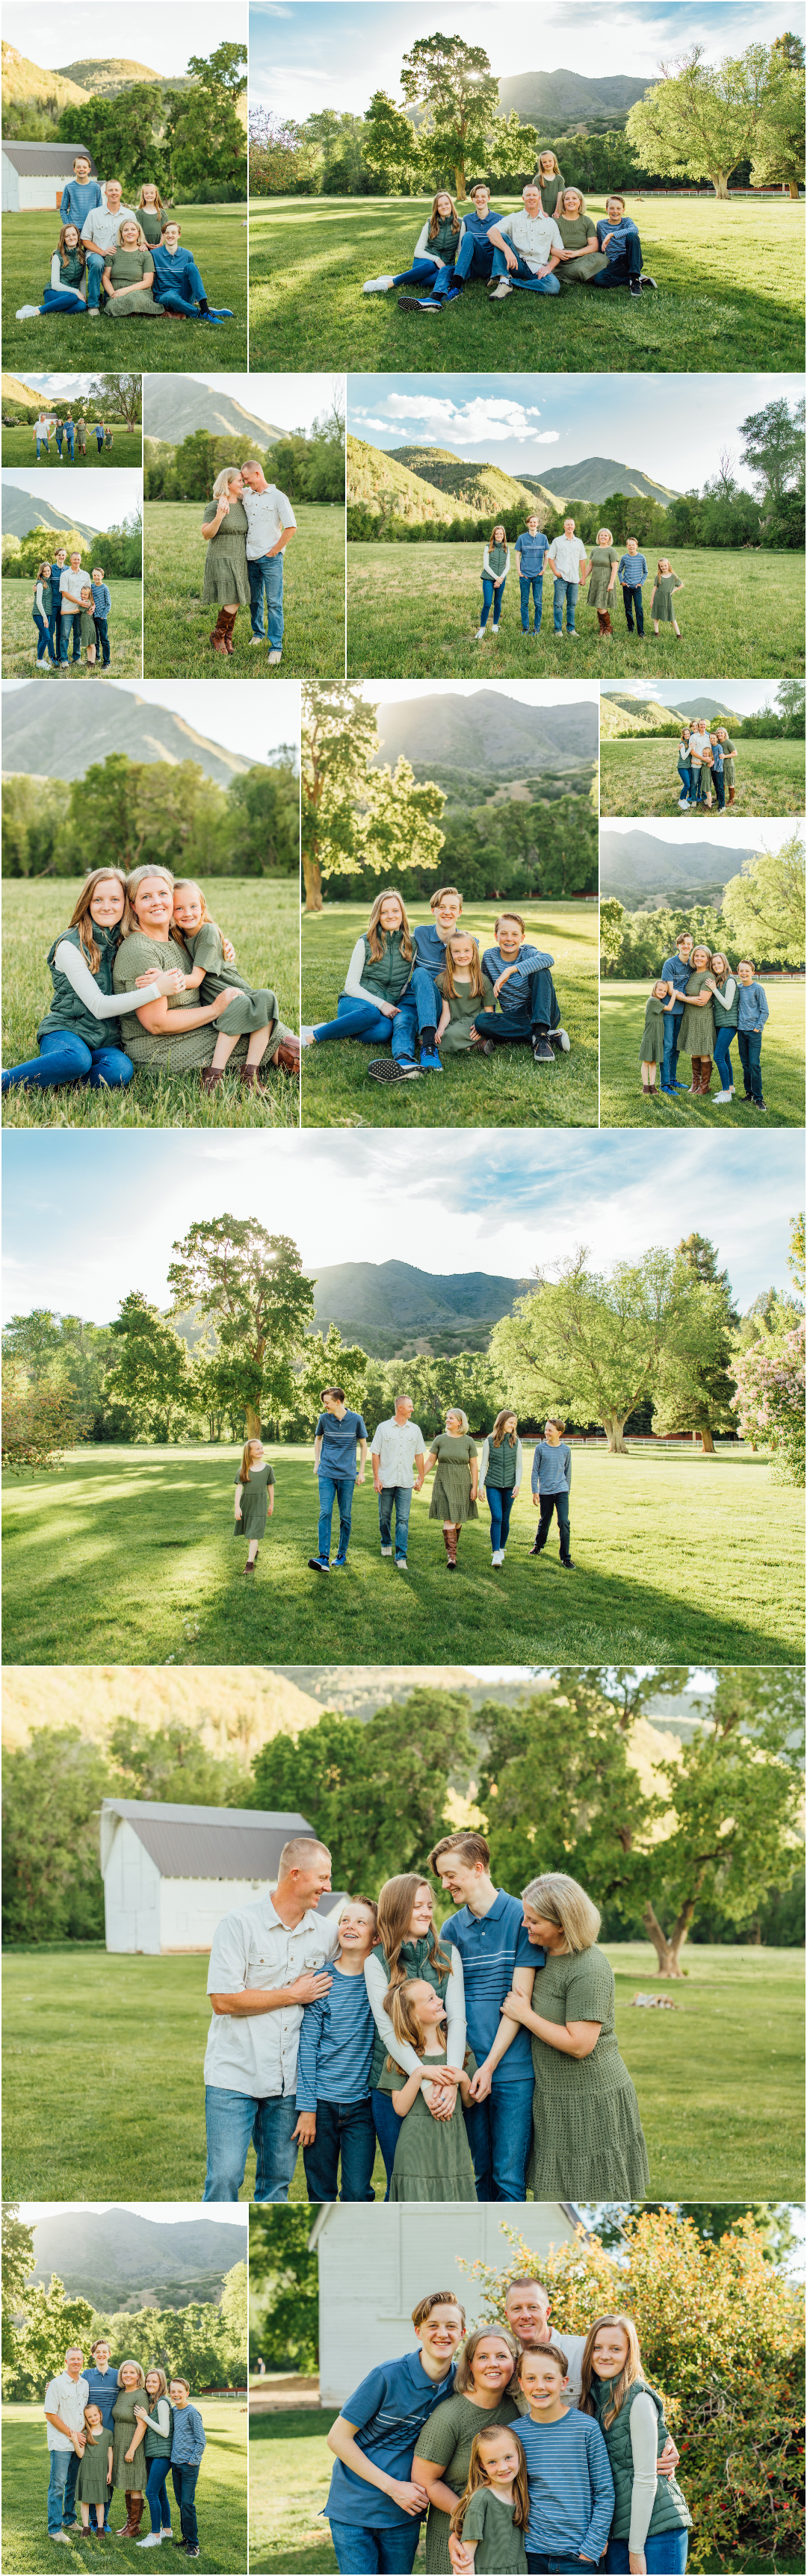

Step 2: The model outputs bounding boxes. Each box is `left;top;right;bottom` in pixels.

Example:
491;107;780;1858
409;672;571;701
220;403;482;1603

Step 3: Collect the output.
519;2407;614;2557
295;1967;375;2110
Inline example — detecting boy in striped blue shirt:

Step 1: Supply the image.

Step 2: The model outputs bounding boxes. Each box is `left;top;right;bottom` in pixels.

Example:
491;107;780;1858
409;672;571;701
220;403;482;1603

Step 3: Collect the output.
293;1897;378;2200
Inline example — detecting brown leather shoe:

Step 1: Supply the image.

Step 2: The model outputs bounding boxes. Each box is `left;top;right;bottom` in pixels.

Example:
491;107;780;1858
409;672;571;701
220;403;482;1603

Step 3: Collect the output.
200;1066;226;1091
240;1066;265;1091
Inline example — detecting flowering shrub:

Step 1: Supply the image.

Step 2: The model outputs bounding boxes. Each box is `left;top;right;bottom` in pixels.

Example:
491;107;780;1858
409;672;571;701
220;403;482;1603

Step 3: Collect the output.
248;106;321;194
732;1320;806;1486
458;2210;804;2571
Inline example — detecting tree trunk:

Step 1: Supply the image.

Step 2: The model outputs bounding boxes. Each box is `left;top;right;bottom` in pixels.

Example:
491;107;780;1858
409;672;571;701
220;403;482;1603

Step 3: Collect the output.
245;1401;262;1436
699;1426;716;1454
642;1897;695;1976
454;164;465;202
303;856;323;913
603;1414;631;1454
711;171;730;199
787;179;800;199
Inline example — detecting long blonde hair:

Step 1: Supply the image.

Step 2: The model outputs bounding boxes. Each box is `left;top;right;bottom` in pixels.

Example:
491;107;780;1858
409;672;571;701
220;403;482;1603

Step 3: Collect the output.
440;936;485;999
375;1874;452;1991
126;866;185;946
137;185;164;211
537;151;562;178
366;887;413;963
383;1975;445;2067
143;2368;169;2400
451;2426;531;2536
239;1439;262;1483
173;880;212;927
82;2406;104;2445
428;190;461;240
67;869;129;973
521;1871;601;1952
580;2313;644;2427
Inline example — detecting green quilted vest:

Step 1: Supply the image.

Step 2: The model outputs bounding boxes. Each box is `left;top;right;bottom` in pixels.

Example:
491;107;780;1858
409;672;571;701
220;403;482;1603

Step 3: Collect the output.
590;2377;691;2540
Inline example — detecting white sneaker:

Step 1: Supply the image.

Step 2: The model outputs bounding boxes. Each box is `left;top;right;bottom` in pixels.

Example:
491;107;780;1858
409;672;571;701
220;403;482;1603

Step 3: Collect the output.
363;275;394;292
380;1546;392;1558
136;2536;164;2548
474;627;486;640
551;1027;571;1051
712;1089;731;1103
268;649;282;665
300;1025;316;1046
250;634;265;646
16;304;43;318
488;279;512;298
491;1549;503;1566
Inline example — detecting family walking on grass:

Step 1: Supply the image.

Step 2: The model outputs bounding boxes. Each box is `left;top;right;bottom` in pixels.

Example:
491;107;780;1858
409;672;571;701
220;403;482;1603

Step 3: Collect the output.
33;411;118;462
16;161;232;326
301;887;572;1083
44;2341;206;2553
639;932;770;1108
363;175;656;313
279;1390;575;1577
1;865;300;1099
474;521;682;648
31;551;112;671
202;1834;650;2209
323;2277;690;2576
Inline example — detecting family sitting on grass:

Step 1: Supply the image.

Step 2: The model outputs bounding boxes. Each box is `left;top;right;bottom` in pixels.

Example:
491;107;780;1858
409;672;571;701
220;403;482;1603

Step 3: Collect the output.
203;1836;652;2214
33;412;117;461
324;2275;689;2576
301;887;571;1083
301;1391;575;1577
675;725;737;810
363;170;656;312
16;160;232;326
31;550;112;670
639;932;770;1108
1;864;300;1100
474;522;682;648
44;2341;206;2553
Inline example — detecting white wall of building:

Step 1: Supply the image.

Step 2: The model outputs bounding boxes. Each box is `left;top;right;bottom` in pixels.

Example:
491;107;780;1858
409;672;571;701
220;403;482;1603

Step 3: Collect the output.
159;1875;275;1952
0;166;66;211
103;1817;162;1954
316;2205;579;2404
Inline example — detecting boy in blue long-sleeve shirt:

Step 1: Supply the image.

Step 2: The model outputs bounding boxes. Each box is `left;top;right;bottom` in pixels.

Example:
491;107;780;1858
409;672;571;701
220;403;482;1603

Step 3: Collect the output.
293;1898;378;2203
59;158;102;232
90;569;111;667
593;194;655;300
530;1421;574;1569
660;931;694;1093
477;912;569;1065
149;220;233;323
736;961;769;1109
169;2382;206;2559
617;538;649;636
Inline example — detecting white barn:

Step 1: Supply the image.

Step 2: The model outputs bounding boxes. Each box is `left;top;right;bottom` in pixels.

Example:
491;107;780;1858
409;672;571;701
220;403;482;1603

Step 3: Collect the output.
100;1798;344;1954
312;2204;585;2404
1;142;99;214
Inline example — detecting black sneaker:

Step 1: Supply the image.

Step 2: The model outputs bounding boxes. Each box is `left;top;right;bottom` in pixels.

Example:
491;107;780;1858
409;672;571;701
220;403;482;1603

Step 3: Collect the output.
752;1098;767;1111
307;1557;330;1574
629;278;642;297
367;1056;421;1082
531;1032;554;1064
397;295;424;308
560;1557;577;1571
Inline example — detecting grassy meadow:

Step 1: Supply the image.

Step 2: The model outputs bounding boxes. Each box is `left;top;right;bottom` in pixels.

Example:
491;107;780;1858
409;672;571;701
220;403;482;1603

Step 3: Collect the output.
3;1940;803;2204
248;192;806;374
2;205;248;373
1;2400;247;2575
2;1438;803;1669
2;577;141;677
1;425;143;468
599;978;806;1128
1;878;300;1129
600;733;807;817
144;502;344;677
346;547;804;682
301;900;598;1126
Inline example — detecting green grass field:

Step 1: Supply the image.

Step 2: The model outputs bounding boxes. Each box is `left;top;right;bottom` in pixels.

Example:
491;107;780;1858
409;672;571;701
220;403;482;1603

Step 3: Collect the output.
599;978;806;1128
600;735;807;817
2;1942;803;2203
1;426;143;468
248;193;806;374
144;503;344;677
346;547;805;682
1;2400;247;2575
2;205;247;373
2;577;141;677
1;878;300;1129
301;901;598;1127
2;1439;803;1668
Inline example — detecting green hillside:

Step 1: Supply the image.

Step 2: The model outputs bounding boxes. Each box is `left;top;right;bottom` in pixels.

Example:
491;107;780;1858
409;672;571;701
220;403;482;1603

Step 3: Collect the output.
390;444;544;519
347;435;542;528
347;434;458;524
1;41;87;112
600;692;744;738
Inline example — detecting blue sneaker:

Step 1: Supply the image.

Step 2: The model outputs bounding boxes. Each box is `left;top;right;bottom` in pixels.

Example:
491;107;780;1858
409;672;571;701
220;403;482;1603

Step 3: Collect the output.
307;1557;330;1574
419;1048;443;1073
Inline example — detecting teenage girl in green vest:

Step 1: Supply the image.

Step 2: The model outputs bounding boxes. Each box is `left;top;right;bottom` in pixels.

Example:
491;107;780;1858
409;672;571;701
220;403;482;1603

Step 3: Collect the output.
363;190;463;302
301;887;415;1051
580;2314;691;2574
477;526;510;639
1;866;182;1097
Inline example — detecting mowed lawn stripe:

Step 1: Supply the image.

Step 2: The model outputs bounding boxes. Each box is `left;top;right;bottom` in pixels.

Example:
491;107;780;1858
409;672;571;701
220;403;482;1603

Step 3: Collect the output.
599;735;807;817
2;205;247;373
144;502;344;677
599;980;806;1127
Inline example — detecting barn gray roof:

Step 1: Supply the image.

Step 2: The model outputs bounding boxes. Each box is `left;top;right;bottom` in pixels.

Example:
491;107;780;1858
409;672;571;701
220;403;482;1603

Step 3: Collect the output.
102;1799;318;1882
2;143;98;174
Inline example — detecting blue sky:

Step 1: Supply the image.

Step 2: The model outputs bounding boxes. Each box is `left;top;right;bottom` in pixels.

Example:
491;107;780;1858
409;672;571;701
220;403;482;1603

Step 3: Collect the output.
250;1;803;118
5;0;246;76
604;680;798;716
2;468;142;533
2;1132;802;1325
347;373;800;494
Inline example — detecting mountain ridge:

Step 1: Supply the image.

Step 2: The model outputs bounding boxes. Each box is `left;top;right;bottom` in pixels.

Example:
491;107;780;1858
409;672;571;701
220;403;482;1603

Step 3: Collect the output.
600;824;759;911
526;456;680;506
144;379;283;450
29;2208;243;2311
498;68;650;122
347;435;542;526
372;686;598;778
3;680;251;786
306;1259;527;1357
2;485;97;544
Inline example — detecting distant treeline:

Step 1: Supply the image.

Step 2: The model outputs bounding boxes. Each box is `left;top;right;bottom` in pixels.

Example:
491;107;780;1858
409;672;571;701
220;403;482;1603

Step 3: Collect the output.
2;525;142;581
145;415;344;508
348;487;805;551
1;749;299;879
3;43;247;202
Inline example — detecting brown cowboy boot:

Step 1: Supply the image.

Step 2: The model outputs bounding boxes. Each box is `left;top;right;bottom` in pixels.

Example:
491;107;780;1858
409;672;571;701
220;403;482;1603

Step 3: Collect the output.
728;785;736;804
240;1065;265;1092
273;1036;301;1076
127;2495;144;2536
699;1057;713;1095
200;1066;226;1092
208;607;230;654
222;607;238;655
443;1527;458;1570
688;1056;702;1092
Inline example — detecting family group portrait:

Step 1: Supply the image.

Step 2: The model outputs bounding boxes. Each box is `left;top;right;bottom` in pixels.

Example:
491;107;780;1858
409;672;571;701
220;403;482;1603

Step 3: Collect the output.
1;1134;804;1674
247;4;806;376
1;370;143;471
344;373;805;682
142;373;346;680
249;2198;805;2576
0;675;301;1128
1;5;248;373
1;2200;248;2575
599;677;806;818
1;466;142;675
599;819;806;1129
300;679;598;1130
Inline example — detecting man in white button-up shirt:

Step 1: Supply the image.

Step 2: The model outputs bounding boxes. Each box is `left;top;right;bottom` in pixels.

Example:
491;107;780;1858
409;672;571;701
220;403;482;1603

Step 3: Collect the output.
240;461;297;664
545;518;590;639
371;1394;426;1571
203;1834;339;2201
80;181;136;312
486;184;564;299
44;2347;89;2541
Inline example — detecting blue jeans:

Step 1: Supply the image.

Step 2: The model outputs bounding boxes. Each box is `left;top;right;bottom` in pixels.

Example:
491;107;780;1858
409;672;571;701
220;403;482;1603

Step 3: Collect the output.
480;575;506;628
303;2096;377;2200
712;769;726;808
464;2076;533;2197
605;2538;688;2573
85;253;106;310
677;756;691;795
433;234;494;298
528;2558;596;2574
95;430;104;451
386;965;442;1063
318;1473;355;1564
371;2085;402;2197
64;428;75;456
473;966;560;1043
623;585;644;634
155;258;207;314
519;573;543;630
40;288;87;315
594;235;643;285
491;247;560;294
203;2083;299;2200
59;612;83;663
534;1492;571;1558
377;1484;412;1559
330;2521;421;2574
662;1014;683;1087
553;577;578;633
146;2456;172;2533
48;2451;75;2536
392;257;444;291
689;768;704;804
312;994;401;1047
714;1025;735;1090
35;432;51;455
738;1027;764;1103
94;613;111;665
171;2464;200;2551
247;554;284;648
33;608;56;661
486;1483;515;1553
2;1032;134;1093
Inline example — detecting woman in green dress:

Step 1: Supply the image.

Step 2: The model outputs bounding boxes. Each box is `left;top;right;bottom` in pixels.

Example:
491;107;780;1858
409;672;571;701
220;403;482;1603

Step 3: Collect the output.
554;187;607;285
425;1409;479;1570
650;560;684;638
102;219;167;319
500;1870;650;2200
411;2327;523;2574
234;1436;275;1574
676;946;717;1097
201;465;250;657
587;528;621;640
435;937;496;1056
111;2360;149;2538
380;1976;477;2201
365;1872;467;2192
114;866;247;1075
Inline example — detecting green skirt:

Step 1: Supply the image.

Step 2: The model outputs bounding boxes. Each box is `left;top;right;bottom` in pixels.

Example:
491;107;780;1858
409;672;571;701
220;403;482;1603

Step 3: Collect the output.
388;2087;477;2201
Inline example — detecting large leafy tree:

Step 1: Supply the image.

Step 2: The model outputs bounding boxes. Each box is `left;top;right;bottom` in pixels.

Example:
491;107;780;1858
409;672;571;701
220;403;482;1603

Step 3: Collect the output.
398;35;529;199
301;683;445;908
652;1234;739;1453
1;2209;35;2363
164;78;247;200
739;395;805;503
1;1726;111;1943
722;831;806;965
6;2277;96;2401
249;1689;472;1893
250;2208;318;2372
475;1679;655;1919
749;52;806;193
88;373;141;429
167;1220;315;1437
625;42;782;196
637;1666;805;1972
489;1246;702;1453
107;1292;190;1443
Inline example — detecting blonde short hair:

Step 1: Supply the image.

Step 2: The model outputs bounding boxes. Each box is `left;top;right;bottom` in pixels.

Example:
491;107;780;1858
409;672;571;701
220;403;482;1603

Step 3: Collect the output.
126;865;176;909
596;528;613;545
117;2360;146;2388
521;1871;601;1952
117;218;145;246
211;465;243;502
445;1408;469;1434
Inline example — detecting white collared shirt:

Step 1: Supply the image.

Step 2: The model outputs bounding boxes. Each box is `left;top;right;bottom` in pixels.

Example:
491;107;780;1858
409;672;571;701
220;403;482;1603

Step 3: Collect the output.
60;564;85;609
549;534;588;580
371;1417;426;1485
496;209;563;270
45;2371;89;2449
241;485;297;561
80;202;136;251
204;1893;340;2095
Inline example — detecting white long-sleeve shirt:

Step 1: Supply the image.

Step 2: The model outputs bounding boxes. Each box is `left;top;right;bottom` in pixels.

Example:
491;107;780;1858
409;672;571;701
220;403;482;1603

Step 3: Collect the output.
364;1945;466;2089
626;2389;665;2550
482;546;510;579
52;940;160;1018
135;2395;171;2440
50;252;84;296
342;935;399;1010
478;1437;523;1489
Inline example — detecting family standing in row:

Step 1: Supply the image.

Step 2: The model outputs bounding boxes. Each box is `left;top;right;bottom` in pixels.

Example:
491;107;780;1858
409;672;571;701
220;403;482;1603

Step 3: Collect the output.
676;725;738;810
475;523;682;646
640;932;770;1107
44;2342;205;2552
31;552;112;669
301;889;571;1081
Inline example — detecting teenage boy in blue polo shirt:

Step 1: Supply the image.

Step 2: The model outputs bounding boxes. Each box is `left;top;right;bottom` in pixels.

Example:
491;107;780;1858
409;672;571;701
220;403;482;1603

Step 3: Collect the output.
593;196;655;300
515;519;550;637
418;185;502;308
430;1829;543;2200
325;2289;465;2573
660;931;693;1094
309;1386;368;1574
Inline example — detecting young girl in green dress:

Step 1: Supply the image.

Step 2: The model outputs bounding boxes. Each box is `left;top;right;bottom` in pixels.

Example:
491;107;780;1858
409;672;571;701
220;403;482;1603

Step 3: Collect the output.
136;185;164;246
233;1437;275;1574
650;561;684;639
450;2426;530;2575
75;2406;114;2536
435;937;496;1056
380;1977;477;2200
172;882;300;1093
639;981;676;1098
